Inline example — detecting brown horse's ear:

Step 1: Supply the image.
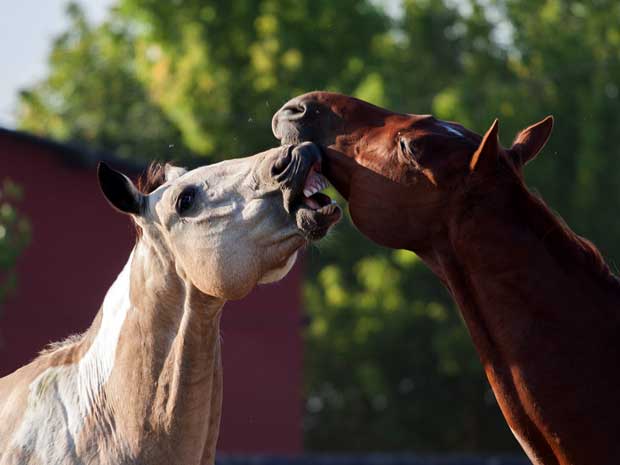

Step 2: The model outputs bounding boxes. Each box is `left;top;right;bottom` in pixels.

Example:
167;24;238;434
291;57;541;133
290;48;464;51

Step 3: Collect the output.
509;116;553;167
470;119;499;173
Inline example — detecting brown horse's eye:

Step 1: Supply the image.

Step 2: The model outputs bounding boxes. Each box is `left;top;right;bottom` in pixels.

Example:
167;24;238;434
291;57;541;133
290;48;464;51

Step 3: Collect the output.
176;187;196;215
399;138;419;161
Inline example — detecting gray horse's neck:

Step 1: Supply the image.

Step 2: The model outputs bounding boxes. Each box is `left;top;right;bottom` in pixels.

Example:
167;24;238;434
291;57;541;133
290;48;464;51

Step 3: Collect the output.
0;240;225;465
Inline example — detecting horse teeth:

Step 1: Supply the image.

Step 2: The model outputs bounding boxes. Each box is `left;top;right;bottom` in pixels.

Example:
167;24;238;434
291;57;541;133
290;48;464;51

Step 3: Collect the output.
303;171;330;199
304;185;319;197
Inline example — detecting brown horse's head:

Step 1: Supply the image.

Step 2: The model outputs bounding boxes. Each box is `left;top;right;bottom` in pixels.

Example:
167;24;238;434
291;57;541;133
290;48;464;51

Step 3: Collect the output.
272;91;552;250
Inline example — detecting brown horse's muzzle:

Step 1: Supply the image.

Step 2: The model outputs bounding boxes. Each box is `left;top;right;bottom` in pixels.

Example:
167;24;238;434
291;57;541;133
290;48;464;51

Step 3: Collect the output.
272;96;343;148
271;99;308;143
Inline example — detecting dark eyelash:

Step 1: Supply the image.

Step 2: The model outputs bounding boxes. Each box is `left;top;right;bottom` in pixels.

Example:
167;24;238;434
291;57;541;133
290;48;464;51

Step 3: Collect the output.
399;138;408;153
399;138;419;160
176;187;196;215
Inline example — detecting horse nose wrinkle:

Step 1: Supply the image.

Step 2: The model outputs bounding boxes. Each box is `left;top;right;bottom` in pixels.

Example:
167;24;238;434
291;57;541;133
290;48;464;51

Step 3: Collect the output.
271;145;294;178
294;141;322;166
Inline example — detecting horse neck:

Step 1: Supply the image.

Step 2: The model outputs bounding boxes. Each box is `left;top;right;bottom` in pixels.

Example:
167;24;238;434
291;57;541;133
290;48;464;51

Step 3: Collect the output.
420;182;620;463
94;239;225;463
432;183;617;356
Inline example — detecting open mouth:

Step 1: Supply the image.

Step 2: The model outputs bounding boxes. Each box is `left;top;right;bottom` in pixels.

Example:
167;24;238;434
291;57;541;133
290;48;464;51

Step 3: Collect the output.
302;161;337;210
296;160;342;240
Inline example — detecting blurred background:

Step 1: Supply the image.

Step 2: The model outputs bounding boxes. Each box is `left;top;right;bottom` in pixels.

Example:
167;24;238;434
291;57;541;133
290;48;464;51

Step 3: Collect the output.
1;0;620;463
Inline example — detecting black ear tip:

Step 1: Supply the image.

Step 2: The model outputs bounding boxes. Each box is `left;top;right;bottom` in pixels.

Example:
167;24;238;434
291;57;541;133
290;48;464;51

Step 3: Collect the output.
97;161;112;184
97;162;143;215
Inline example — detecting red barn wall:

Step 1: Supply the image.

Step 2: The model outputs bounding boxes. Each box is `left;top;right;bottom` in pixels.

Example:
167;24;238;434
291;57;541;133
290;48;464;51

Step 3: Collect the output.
0;130;302;453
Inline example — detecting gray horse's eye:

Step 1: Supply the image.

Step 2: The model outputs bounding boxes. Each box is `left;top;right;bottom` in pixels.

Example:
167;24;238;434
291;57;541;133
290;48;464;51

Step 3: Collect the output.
176;187;196;215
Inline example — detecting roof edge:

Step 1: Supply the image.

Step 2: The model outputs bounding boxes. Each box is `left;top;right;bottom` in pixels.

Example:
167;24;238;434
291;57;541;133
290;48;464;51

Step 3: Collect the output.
1;127;151;175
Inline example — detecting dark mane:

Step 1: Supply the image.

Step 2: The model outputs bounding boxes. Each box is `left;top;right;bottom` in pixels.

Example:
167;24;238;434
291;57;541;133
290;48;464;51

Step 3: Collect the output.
135;161;167;239
464;156;620;292
137;161;167;195
518;174;620;292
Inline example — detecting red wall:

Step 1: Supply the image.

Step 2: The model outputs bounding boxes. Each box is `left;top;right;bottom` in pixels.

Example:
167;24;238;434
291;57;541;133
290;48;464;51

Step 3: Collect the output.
0;131;302;453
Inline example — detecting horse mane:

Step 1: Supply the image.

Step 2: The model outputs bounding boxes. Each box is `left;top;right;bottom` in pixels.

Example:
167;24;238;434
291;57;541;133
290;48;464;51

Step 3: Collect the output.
515;170;620;292
464;155;620;292
37;164;169;359
38;333;85;356
37;309;104;359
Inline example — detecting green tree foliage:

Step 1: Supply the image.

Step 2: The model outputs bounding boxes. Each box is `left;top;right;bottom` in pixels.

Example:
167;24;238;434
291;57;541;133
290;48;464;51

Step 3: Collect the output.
16;0;620;452
117;0;391;158
18;3;189;162
0;180;30;319
303;232;515;451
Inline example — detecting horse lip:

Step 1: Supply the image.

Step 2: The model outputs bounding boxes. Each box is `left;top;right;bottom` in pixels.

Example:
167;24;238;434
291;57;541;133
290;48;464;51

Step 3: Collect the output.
282;165;310;214
289;146;342;239
282;145;324;214
294;202;342;241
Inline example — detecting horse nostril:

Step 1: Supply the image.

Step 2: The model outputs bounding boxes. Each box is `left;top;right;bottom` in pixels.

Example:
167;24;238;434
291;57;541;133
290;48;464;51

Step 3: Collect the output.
272;146;293;177
280;102;307;120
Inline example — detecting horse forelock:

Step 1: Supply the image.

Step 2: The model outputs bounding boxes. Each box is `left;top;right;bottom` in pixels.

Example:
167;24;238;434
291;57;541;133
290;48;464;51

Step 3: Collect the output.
135;162;168;239
137;162;167;195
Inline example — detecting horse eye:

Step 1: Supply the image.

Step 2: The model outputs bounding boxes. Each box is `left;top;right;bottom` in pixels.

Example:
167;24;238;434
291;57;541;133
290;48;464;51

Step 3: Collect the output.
399;138;418;159
176;187;196;215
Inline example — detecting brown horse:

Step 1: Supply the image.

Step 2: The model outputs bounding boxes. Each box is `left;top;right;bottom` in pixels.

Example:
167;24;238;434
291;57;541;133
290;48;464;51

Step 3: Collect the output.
273;92;620;465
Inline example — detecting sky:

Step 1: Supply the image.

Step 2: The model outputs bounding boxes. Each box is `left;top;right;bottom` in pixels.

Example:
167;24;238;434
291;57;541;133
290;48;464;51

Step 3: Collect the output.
0;0;114;128
0;0;405;130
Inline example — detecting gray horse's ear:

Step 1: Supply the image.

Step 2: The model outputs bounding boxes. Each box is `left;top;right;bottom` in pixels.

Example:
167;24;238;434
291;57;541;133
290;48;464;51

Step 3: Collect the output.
97;162;145;215
164;164;188;182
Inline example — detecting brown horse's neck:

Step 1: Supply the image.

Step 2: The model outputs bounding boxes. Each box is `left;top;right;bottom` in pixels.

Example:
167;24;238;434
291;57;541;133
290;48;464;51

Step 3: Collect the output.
417;181;620;465
104;239;224;464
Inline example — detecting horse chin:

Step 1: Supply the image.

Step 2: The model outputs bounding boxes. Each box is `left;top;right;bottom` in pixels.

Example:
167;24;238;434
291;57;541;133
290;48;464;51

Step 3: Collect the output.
295;203;342;241
258;251;299;284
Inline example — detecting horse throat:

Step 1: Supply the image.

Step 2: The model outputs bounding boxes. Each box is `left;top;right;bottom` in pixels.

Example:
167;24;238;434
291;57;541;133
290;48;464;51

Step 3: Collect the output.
104;240;225;463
